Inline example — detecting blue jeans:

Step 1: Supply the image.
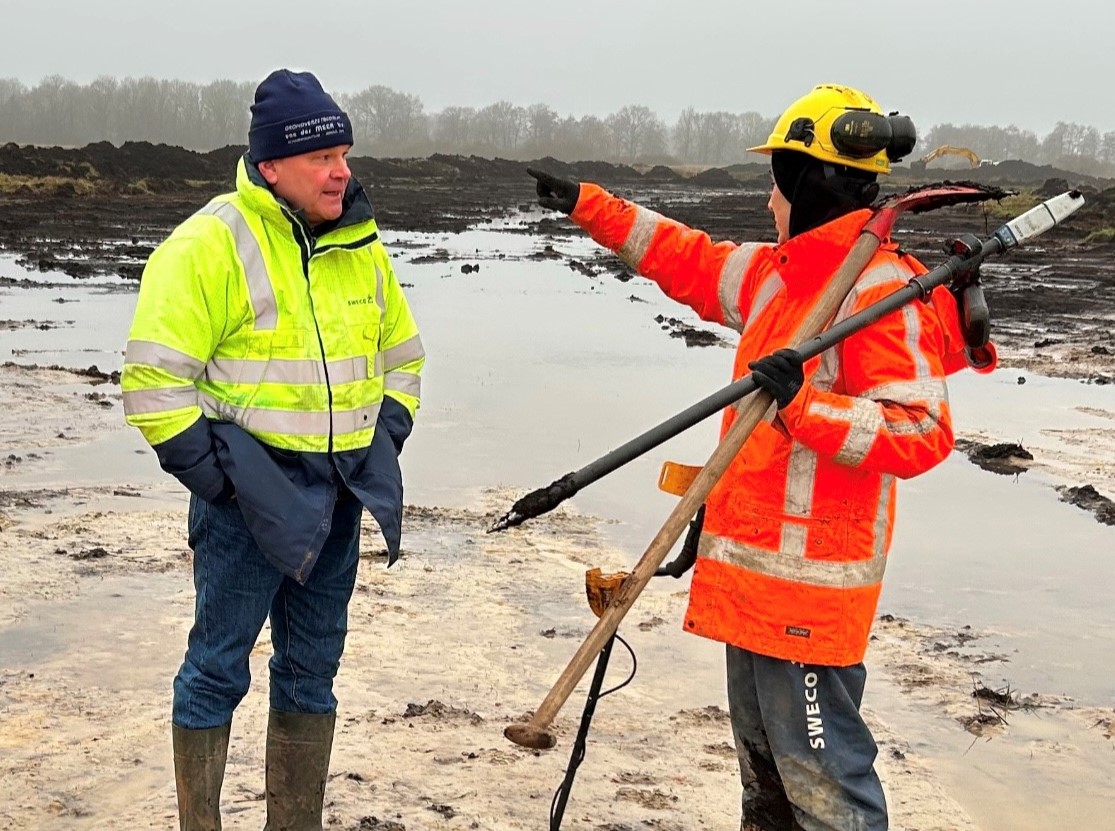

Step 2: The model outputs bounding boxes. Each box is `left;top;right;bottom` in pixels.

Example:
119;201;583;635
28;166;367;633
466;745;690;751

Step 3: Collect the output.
172;492;363;729
726;645;888;831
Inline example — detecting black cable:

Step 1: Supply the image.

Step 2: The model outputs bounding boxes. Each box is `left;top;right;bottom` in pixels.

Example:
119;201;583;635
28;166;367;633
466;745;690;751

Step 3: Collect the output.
548;633;638;830
599;634;636;697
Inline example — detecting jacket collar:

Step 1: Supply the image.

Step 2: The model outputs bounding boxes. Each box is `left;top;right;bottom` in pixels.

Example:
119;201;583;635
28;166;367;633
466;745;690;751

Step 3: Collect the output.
235;154;375;239
776;208;873;260
769;209;876;295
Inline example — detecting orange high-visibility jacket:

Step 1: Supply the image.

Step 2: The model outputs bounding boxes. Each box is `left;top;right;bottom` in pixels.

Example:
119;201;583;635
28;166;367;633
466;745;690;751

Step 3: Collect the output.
571;184;994;666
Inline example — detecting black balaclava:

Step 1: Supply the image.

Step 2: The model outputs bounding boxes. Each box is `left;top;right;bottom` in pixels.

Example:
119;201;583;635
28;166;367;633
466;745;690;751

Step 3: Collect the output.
771;150;880;238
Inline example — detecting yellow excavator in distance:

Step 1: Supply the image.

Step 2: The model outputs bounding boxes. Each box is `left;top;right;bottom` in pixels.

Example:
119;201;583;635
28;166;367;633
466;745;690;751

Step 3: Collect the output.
910;144;982;173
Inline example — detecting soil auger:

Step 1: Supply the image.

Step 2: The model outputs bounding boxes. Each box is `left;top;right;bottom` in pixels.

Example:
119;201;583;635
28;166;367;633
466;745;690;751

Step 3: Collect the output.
503;188;1086;753
547;461;697;830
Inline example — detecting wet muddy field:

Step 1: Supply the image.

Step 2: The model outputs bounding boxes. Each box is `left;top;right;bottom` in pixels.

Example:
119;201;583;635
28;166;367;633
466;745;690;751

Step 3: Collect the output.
2;144;1114;829
2;144;1114;382
4;144;1113;526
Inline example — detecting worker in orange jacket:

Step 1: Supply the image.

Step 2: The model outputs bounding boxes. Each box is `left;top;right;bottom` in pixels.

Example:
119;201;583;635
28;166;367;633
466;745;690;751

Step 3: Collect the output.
528;84;995;831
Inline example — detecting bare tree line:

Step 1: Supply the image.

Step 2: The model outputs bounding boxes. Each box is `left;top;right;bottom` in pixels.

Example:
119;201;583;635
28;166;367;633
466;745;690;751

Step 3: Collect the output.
1;75;1113;176
0;75;771;165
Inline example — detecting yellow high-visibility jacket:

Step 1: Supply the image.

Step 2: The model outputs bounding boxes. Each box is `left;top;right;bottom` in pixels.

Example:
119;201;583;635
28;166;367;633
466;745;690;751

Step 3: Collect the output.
122;157;424;581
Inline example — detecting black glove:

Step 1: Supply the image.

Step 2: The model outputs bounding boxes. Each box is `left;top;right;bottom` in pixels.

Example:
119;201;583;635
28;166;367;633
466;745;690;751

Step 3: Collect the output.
526;167;580;214
655;505;703;578
748;348;806;409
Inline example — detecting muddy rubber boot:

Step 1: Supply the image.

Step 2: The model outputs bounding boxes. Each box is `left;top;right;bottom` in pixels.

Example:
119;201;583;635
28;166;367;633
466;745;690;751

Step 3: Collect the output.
263;709;336;831
172;722;231;831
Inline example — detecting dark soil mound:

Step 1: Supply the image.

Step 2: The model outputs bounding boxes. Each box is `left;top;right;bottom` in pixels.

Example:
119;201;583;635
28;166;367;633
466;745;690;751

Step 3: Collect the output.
566;159;644;184
204;145;248;170
1083;184;1115;225
688;167;741;188
1056;484;1115;525
941;159;1108;190
641;165;685;183
0;141;229;183
954;439;1034;476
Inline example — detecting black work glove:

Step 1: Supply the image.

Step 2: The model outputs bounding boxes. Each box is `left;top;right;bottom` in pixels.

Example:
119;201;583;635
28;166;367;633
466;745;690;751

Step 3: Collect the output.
748;348;806;409
526;167;580;214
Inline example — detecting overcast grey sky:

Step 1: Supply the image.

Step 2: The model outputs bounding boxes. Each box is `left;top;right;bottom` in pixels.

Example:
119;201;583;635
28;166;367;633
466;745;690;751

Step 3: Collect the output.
2;0;1110;136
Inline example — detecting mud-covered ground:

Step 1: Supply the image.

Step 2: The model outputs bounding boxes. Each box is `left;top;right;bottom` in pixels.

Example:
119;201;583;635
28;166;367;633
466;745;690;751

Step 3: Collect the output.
2;358;1113;830
2;144;1115;829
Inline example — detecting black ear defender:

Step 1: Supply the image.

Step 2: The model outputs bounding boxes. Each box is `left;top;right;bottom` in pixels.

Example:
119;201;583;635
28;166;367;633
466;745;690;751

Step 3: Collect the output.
885;114;917;161
827;110;918;163
829;110;892;158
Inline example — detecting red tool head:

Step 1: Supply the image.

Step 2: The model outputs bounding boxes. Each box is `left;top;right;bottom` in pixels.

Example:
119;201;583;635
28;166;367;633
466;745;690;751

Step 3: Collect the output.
865;182;1010;240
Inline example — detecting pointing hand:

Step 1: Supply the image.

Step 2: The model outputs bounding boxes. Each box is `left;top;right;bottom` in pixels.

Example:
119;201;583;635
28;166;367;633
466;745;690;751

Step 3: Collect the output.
526;167;580;215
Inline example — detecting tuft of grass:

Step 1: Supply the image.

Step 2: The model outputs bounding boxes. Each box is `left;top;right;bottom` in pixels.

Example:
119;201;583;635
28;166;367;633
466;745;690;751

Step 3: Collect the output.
123;178;155;195
0;173;99;196
982;190;1041;219
1083;227;1115;244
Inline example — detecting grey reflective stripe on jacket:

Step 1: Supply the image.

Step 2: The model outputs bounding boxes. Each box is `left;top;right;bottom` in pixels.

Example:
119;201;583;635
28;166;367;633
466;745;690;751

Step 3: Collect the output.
382;333;425;398
806;259;949;467
206;355;370;386
698;530;888;589
616;205;664;270
719;244;767;332
381;334;424;371
123;340;376;419
200;394;382;438
197;200;278;329
122;385;198;415
125;339;206;379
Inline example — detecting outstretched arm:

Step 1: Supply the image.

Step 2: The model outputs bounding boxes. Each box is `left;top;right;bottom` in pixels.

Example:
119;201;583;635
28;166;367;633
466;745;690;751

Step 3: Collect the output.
528;169;768;330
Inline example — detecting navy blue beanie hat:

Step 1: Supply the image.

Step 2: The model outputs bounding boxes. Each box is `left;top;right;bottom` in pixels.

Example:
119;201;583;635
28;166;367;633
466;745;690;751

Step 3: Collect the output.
248;69;353;162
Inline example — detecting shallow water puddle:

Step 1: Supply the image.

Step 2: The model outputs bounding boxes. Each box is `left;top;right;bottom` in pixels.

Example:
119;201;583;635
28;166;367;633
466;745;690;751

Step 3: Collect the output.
0;571;185;687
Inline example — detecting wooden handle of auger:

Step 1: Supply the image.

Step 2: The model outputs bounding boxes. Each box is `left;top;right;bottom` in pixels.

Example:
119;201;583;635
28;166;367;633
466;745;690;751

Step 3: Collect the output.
504;391;772;749
504;233;883;750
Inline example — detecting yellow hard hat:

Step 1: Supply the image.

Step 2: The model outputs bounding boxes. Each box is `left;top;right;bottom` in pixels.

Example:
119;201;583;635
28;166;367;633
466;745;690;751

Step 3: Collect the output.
749;84;916;175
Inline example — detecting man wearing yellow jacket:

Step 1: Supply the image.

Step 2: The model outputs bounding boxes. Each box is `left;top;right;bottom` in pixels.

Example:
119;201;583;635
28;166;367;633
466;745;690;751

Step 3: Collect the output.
122;69;423;829
529;85;993;831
